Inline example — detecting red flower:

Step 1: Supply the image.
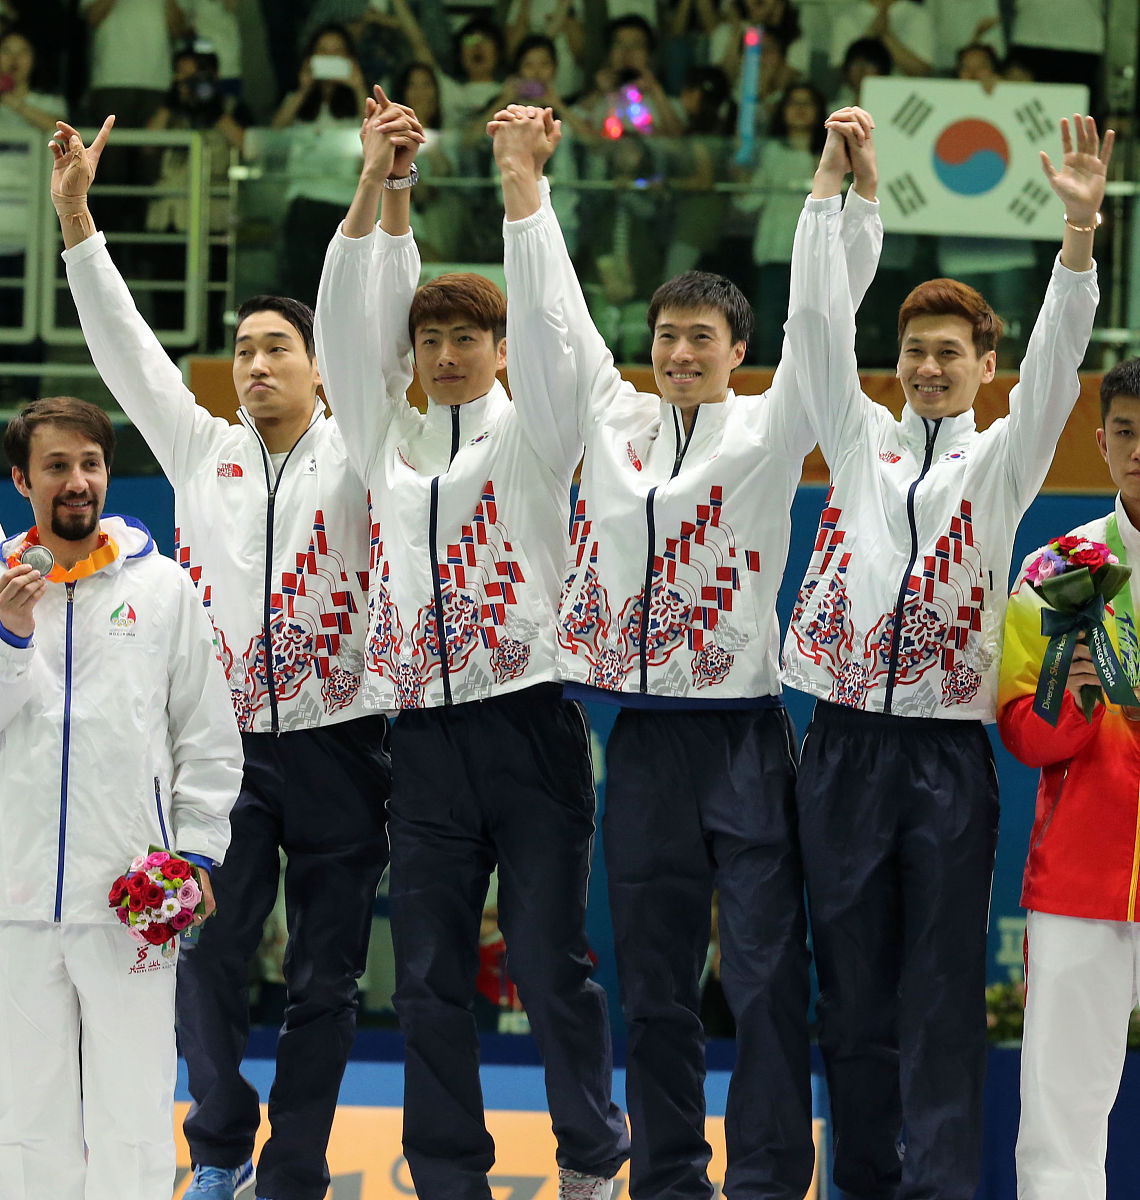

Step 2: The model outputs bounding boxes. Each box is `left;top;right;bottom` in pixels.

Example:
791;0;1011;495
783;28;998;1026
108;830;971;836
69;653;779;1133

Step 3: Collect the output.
126;873;149;896
128;894;145;912
165;859;192;881
143;882;165;907
107;876;129;905
1069;548;1107;569
170;909;194;931
143;923;173;945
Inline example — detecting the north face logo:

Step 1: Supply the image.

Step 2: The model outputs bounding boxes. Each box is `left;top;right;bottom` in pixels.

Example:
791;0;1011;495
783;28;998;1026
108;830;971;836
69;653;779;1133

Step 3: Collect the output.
217;462;244;478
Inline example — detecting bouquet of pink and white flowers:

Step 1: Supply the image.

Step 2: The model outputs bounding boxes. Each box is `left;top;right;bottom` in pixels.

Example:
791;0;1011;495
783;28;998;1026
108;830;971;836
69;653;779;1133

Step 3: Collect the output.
1024;535;1137;724
108;849;204;946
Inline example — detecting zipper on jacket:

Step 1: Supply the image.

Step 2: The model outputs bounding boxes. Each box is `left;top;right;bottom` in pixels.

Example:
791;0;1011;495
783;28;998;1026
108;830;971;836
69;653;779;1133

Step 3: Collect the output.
428;407;462;705
638;408;701;691
883;418;941;713
54;583;76;922
154;777;170;851
1032;766;1067;850
257;436;305;734
670;405;699;479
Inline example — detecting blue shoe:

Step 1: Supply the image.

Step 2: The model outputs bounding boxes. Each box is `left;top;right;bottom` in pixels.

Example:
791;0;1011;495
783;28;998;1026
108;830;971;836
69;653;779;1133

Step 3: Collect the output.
184;1157;255;1199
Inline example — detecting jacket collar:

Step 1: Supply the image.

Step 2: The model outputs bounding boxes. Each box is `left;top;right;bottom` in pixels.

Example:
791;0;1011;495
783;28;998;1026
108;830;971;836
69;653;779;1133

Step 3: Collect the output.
899;402;977;452
423;381;510;437
1115;494;1140;561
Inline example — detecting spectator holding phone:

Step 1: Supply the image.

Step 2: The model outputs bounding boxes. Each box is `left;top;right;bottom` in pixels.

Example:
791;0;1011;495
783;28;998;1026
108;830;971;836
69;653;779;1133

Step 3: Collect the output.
272;22;367;129
576;15;684;140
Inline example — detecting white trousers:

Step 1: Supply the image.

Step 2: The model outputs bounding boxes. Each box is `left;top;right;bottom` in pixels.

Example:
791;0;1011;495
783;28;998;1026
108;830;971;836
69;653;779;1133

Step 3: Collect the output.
1017;909;1140;1200
0;921;178;1200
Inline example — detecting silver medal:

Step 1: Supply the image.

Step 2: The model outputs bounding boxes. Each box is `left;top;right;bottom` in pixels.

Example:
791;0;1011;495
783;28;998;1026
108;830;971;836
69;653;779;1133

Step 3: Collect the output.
19;545;55;576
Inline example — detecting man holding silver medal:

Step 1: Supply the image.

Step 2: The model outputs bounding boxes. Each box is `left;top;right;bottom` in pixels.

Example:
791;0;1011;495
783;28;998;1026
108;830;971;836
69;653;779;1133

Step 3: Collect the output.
0;395;242;1200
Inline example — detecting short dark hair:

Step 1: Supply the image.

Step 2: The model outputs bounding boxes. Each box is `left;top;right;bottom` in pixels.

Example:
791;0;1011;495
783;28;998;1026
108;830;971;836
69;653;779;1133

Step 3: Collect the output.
956;42;999;74
4;397;116;477
408;273;507;343
1100;357;1140;425
646;272;753;348
235;295;315;359
456;15;505;58
605;14;656;53
897;278;1003;354
512;32;557;74
843;36;892;77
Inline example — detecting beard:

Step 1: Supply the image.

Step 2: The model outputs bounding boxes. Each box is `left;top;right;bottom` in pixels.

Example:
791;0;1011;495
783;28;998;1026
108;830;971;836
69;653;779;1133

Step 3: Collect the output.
51;497;100;542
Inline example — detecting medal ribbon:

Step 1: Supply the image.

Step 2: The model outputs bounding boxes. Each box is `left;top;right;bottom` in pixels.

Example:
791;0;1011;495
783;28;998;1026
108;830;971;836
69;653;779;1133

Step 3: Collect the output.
1105;514;1140;687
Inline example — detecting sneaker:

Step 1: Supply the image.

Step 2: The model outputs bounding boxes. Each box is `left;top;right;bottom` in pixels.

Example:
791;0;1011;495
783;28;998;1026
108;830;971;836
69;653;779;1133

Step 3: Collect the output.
557;1168;614;1199
183;1157;255;1200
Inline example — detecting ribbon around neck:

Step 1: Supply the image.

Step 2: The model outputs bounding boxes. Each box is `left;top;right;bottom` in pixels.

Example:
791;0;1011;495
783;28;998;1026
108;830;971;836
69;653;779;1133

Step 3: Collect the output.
1033;594;1140;725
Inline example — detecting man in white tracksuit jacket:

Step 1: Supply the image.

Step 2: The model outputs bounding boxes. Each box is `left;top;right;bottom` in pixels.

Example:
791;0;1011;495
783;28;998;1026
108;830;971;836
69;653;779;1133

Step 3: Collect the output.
314;90;629;1200
782;109;1111;1198
492;106;879;1200
51;117;390;1200
0;397;242;1200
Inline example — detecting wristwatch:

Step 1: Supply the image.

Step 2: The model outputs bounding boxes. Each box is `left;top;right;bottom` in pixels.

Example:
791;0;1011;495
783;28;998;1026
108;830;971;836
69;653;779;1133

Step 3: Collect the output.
383;163;419;190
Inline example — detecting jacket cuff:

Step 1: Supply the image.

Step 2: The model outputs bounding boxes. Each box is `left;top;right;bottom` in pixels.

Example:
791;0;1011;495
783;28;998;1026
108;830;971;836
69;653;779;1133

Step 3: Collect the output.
60;229;108;265
178;851;216;876
842;189;880;215
0;622;32;649
805;194;842;214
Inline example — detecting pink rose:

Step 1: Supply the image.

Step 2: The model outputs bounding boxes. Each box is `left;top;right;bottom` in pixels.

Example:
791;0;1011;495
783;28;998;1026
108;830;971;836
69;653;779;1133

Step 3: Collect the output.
170;909;195;931
128;928;147;945
145;851;171;868
177;879;202;909
130;856;148;872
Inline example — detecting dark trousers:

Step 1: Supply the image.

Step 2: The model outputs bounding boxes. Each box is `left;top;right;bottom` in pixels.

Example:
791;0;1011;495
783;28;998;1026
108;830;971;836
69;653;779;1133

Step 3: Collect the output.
797;701;1000;1200
178;714;391;1200
388;683;630;1200
605;705;814;1200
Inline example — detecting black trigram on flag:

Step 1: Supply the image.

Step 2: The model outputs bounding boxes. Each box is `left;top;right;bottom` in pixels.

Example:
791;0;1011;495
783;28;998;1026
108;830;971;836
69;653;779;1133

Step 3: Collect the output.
1014;98;1051;143
886;173;927;216
892;93;934;137
1008;179;1052;224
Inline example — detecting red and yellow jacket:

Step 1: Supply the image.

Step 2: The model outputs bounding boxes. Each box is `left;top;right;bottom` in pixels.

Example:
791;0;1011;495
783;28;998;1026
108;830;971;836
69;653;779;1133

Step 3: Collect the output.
998;513;1140;922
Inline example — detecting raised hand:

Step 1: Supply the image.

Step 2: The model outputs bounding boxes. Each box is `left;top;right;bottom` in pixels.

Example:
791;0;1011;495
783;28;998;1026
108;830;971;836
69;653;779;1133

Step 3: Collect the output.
1040;114;1114;225
829;105;877;197
488;104;561;176
49;115;114;214
0;563;47;641
359;84;425;182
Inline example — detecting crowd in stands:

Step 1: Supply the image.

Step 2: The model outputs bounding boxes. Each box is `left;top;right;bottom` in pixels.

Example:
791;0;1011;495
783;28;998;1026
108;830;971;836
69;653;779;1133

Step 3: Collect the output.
0;0;1116;365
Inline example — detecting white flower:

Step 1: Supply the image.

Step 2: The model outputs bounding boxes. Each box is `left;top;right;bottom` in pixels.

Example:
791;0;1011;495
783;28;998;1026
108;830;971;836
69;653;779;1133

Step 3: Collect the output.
160;898;180;919
132;913;151;930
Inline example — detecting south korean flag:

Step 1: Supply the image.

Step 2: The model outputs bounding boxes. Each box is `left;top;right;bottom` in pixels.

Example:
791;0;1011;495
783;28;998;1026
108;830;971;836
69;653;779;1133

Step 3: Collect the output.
861;78;1089;240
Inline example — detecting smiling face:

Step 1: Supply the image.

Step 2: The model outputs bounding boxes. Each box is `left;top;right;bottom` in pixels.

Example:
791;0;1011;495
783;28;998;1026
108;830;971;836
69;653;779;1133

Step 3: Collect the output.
1098;394;1140;517
651;307;746;412
413;318;506;406
232;310;320;448
12;424;108;554
896;314;996;419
